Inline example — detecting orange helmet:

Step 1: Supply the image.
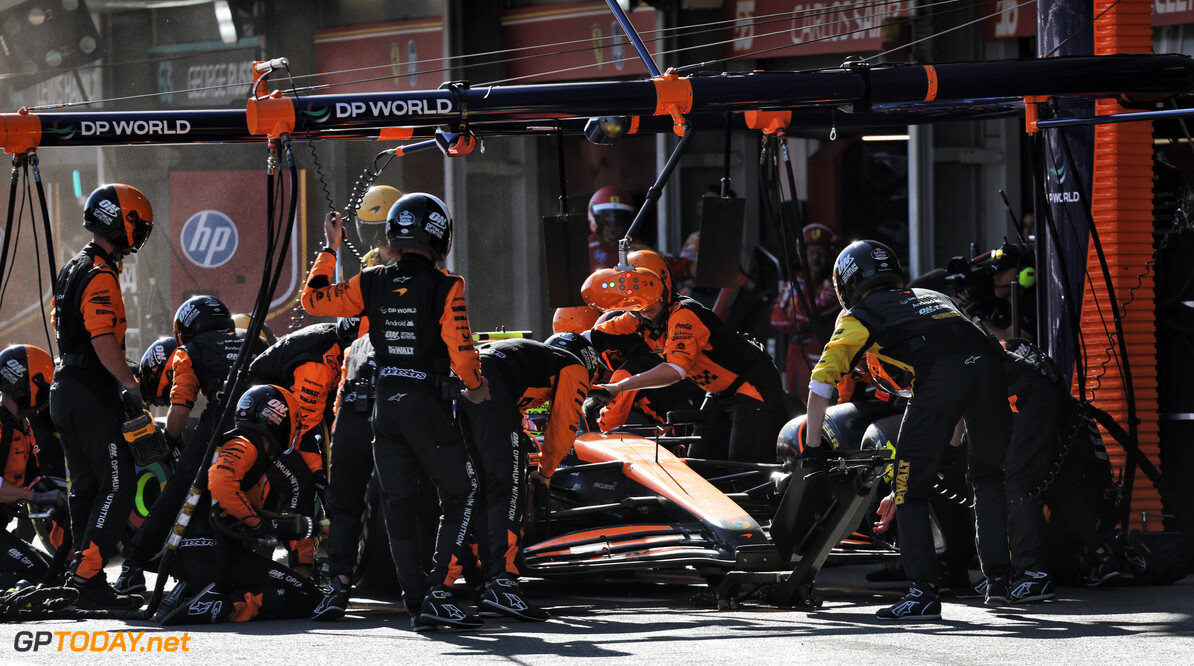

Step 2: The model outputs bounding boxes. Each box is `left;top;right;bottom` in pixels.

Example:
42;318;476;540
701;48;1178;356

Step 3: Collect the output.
627;249;673;302
552;305;602;334
581;267;664;312
83;183;153;254
0;344;54;417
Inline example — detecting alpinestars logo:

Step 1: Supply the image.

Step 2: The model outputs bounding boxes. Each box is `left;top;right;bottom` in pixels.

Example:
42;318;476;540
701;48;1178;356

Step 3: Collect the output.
888;600;920;617
1010;581;1035;599
188;598;222;617
496;592;529;611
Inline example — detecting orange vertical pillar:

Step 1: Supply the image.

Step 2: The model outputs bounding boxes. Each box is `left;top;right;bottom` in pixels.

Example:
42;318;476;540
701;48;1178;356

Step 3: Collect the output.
1085;0;1159;529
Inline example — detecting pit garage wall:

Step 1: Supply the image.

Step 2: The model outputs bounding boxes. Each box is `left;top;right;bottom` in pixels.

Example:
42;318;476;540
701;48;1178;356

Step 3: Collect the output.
1086;0;1163;530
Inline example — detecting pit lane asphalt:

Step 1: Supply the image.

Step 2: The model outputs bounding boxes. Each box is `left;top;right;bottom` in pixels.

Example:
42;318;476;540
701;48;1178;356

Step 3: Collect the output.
4;562;1191;664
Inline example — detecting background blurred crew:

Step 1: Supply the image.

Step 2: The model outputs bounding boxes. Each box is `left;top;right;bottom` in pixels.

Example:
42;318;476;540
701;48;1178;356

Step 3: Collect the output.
770;223;841;405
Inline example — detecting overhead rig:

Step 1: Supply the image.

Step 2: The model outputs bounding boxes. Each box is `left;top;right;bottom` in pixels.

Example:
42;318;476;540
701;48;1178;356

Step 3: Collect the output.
4;54;1194;154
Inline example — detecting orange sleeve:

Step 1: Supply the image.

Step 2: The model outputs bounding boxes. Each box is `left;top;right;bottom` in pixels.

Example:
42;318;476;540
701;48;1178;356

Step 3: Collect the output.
301;250;367;317
537;364;590;477
209;436;262;529
594;312;641;336
168;347;200;408
661;308;710;375
439;277;482;390
80;270;124;339
290;360;337;438
331;346;351;423
597;368;636;432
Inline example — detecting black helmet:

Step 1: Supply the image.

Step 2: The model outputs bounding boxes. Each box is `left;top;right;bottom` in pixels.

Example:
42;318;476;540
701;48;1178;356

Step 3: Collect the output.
386;192;453;259
545;332;599;379
832;240;903;310
139;336;180;407
83;183;153;254
355;185;402;250
174;295;234;345
0;344;54;417
233;384;301;452
336;315;363;345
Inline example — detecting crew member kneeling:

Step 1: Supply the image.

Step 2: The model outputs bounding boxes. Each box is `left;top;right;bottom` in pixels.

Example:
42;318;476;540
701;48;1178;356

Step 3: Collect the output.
161;385;319;625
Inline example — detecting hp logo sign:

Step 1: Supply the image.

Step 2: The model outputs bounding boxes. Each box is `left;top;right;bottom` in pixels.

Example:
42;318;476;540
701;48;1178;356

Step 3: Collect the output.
181;211;238;268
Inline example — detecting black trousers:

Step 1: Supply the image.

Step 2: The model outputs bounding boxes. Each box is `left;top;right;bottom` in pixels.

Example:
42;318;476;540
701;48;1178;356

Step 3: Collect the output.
0;528;49;588
176;522;317;621
893;351;1011;586
693;389;784;462
371;382;477;613
1005;376;1063;575
459;362;528;581
49;367;135;581
324;403;375;580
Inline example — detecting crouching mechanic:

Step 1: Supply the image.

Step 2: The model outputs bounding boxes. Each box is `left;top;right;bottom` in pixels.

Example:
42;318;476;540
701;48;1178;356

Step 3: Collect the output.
161;384;319;625
803;240;1012;621
248;319;356;576
455;332;598;621
0;344;66;589
302;192;490;631
120;296;254;592
587;250;786;462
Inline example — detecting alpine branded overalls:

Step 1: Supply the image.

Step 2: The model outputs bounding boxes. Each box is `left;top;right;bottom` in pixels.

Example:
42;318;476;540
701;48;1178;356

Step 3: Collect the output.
809;287;1012;586
592;296;786;462
459;338;590;579
49;243;134;580
301;249;482;614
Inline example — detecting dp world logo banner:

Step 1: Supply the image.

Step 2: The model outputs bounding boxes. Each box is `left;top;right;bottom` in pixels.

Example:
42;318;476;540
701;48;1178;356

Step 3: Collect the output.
181;211;238;268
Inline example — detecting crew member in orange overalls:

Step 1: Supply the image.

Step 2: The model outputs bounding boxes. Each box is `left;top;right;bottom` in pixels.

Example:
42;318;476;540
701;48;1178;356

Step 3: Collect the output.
455;333;597;622
588;250;786;462
50;183;153;610
0;345;64;589
302;192;490;631
160;384;319;625
248;319;359;575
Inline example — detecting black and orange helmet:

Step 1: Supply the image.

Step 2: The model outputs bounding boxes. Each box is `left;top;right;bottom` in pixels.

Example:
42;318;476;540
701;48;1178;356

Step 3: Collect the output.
234;384;301;453
83;184;153;254
0;344;54;417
